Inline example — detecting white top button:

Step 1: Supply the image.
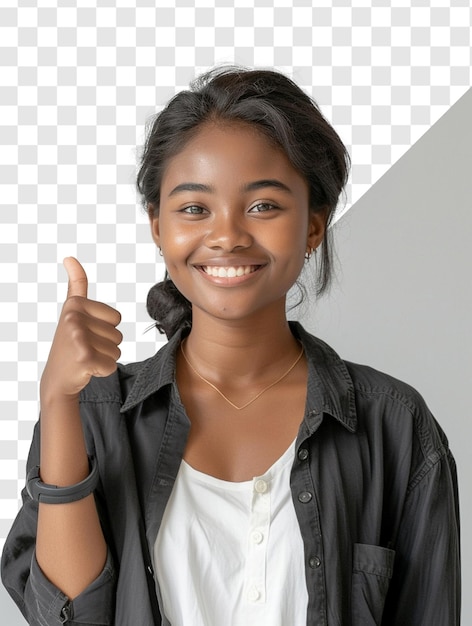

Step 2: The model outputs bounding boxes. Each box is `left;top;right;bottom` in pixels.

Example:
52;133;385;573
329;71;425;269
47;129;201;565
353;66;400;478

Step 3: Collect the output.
247;587;261;602
251;530;264;544
254;479;268;493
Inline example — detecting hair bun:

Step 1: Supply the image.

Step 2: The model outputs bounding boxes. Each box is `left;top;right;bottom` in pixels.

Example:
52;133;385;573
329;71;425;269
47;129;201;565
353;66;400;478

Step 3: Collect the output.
146;276;192;339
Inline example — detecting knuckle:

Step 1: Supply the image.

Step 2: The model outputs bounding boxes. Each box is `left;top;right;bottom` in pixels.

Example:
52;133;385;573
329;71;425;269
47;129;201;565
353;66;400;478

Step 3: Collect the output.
62;307;84;327
69;324;88;345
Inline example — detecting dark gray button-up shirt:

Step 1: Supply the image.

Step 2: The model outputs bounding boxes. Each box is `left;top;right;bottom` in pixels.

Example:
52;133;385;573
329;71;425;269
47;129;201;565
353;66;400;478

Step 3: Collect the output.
1;323;460;625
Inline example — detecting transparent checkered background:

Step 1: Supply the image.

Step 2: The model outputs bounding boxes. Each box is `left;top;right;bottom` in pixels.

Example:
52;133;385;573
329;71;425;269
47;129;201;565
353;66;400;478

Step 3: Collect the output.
1;0;471;545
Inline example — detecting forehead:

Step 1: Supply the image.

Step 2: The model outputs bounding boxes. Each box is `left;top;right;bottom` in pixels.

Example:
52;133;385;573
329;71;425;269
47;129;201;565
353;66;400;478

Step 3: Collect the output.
161;121;305;191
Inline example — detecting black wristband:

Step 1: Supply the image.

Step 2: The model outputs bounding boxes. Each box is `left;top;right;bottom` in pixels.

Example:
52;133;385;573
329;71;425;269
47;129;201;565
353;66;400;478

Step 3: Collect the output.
26;456;99;504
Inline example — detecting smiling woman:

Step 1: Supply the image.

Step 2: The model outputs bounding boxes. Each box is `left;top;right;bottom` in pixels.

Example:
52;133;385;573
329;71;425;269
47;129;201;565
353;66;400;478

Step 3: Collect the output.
2;66;460;626
138;67;349;339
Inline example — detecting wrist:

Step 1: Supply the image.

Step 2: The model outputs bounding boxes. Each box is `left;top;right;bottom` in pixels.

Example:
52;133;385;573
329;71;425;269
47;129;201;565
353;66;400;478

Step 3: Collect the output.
40;366;83;408
39;393;89;485
28;456;99;504
40;387;81;412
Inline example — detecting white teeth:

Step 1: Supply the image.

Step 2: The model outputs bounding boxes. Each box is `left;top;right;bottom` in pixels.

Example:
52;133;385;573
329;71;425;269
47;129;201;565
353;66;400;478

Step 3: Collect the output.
204;265;257;278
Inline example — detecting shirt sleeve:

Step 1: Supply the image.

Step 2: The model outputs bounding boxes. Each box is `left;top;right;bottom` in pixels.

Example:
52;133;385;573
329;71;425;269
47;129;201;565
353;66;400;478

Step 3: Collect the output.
384;424;461;625
1;422;117;626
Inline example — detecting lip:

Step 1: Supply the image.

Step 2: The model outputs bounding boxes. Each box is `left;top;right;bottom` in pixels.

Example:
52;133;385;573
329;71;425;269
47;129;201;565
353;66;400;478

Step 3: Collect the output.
193;257;268;267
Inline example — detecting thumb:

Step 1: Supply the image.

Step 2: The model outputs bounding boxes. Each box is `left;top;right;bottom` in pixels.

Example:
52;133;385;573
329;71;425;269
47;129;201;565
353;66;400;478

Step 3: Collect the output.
64;257;88;299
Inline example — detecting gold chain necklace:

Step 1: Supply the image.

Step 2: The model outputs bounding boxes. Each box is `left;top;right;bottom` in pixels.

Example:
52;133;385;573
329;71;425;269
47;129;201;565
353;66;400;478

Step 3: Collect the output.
180;340;304;411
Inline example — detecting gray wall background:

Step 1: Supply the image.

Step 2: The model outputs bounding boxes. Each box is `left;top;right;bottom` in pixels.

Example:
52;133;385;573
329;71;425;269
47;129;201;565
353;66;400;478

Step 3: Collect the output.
300;86;472;621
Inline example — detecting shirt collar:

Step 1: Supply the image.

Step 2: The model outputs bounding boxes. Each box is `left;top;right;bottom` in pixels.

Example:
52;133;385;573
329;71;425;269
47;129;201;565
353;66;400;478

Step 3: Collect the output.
120;322;357;433
291;322;357;433
120;327;185;413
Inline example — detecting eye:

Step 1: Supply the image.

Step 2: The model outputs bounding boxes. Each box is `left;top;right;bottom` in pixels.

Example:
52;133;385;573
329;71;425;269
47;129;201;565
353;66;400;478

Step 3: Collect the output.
249;202;278;213
181;205;207;215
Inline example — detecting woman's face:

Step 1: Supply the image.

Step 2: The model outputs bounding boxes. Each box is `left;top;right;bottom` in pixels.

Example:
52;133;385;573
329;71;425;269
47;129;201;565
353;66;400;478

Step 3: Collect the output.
150;121;325;325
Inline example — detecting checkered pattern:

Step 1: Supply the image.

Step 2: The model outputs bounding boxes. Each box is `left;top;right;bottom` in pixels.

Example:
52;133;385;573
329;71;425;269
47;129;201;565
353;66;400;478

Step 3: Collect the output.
0;1;471;545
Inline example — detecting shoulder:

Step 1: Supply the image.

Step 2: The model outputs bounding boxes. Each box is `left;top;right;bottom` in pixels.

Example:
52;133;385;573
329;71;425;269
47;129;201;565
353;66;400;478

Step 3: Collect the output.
345;362;452;493
295;323;450;464
344;359;428;417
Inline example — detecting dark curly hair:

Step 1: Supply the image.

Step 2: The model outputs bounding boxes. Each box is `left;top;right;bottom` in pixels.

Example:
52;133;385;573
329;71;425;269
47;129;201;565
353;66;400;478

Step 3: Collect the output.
137;66;350;338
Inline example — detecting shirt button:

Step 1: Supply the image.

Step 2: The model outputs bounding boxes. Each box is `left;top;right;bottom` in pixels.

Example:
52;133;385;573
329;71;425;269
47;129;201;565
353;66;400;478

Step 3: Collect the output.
247;587;260;602
254;479;268;493
298;491;313;503
251;530;264;544
309;556;321;569
298;448;309;461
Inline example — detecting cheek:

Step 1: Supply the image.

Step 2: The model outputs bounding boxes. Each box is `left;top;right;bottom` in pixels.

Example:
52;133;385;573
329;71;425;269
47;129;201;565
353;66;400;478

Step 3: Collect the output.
280;227;310;277
159;220;198;253
279;221;309;256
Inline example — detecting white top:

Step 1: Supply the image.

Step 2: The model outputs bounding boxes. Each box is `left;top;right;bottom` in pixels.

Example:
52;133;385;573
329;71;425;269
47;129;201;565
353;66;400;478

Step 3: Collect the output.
154;440;308;626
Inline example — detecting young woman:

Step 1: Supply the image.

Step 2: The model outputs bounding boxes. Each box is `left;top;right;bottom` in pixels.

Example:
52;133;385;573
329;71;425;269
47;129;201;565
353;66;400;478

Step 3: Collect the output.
2;67;460;625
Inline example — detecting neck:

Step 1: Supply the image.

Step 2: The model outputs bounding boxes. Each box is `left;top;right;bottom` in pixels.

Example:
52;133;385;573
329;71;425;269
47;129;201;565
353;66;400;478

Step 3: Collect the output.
183;308;301;385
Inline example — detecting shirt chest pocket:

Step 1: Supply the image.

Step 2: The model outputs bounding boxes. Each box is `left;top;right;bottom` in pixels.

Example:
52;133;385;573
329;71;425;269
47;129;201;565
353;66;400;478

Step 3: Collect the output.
351;543;395;625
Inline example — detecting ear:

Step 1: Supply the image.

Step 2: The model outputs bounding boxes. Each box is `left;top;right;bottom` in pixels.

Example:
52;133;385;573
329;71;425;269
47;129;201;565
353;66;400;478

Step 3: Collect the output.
307;208;327;251
148;204;160;248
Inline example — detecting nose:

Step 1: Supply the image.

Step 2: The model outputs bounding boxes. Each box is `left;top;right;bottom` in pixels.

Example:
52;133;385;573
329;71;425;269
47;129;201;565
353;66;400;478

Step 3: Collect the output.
204;210;253;251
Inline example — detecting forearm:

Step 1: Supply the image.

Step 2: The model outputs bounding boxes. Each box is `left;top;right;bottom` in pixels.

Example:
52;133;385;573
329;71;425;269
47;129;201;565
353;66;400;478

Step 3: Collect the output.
36;396;107;600
384;449;460;625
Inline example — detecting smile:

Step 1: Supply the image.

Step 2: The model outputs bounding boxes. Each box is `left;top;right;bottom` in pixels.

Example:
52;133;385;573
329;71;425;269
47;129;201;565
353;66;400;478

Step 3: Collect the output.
200;265;262;278
201;265;261;278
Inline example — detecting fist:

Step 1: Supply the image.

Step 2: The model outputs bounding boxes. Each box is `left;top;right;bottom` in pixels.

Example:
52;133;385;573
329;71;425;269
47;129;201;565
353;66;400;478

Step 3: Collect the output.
40;258;123;402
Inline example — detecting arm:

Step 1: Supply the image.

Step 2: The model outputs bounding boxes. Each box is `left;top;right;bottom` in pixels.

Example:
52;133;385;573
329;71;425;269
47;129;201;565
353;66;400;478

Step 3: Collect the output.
2;421;117;626
36;397;108;599
2;258;122;624
384;440;460;625
37;257;122;599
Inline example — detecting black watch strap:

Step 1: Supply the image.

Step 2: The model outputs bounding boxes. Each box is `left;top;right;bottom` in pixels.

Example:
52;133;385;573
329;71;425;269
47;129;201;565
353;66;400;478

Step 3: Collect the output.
26;456;99;504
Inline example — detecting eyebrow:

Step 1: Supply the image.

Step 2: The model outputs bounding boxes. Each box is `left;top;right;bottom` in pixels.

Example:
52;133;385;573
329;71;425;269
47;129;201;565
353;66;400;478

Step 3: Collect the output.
168;179;293;197
168;182;214;197
244;179;293;194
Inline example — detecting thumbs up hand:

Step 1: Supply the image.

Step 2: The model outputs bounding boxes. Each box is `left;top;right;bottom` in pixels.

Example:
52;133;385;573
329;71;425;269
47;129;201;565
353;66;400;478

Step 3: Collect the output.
40;258;123;403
